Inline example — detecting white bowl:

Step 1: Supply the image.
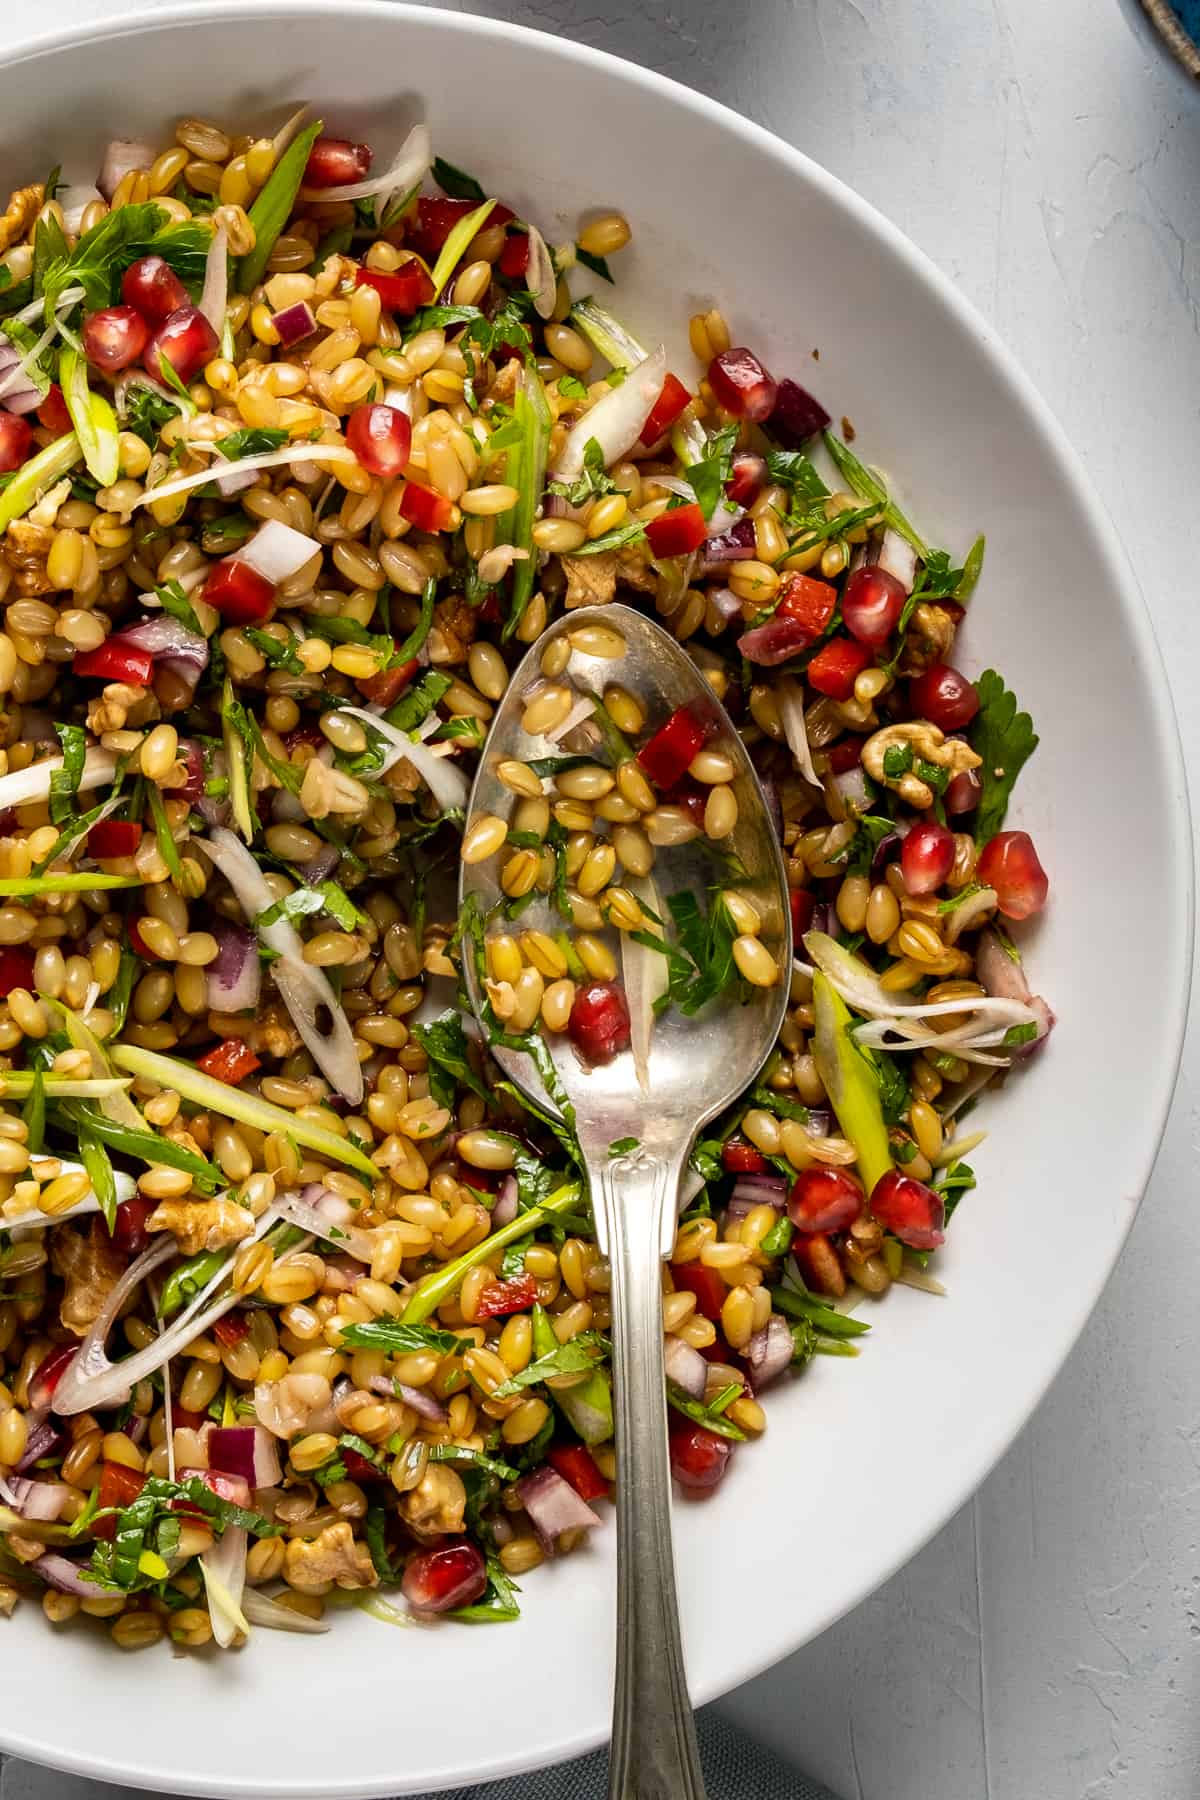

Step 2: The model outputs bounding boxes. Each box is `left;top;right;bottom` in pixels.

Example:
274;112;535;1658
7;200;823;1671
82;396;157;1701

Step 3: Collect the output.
0;5;1190;1794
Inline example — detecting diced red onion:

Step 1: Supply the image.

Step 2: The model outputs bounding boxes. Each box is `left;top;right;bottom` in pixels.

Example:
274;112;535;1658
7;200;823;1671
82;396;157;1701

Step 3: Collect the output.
806;1107;833;1137
208;1424;283;1491
32;1553;97;1597
396;1383;448;1423
515;1464;601;1554
303;844;342;883
16;1418;65;1472
833;764;870;811
216;461;259;499
0;342;43;415
974;928;1055;1051
541;693;596;746
663;1333;707;1400
870;830;903;882
97;139;155;201
0;1474;69;1520
746;1314;794;1388
240;518;320;584
702;516;756;566
111;615;209;700
198;220;228;334
493;1175;519;1228
730;1173;787;1202
271;302;318;348
58;185;101;235
205;923;260;1015
552;345;667;483
709;586;742;623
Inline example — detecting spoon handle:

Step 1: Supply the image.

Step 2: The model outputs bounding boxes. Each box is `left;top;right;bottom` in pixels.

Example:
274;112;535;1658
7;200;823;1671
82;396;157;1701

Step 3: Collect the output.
597;1145;708;1800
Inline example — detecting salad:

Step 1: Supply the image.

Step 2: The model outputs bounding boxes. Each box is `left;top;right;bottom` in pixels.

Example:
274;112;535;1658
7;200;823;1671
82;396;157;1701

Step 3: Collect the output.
0;110;1051;1650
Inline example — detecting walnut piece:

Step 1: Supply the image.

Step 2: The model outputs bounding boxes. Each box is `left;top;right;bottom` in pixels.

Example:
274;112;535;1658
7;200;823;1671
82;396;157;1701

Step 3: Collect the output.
562;551;617;609
49;1218;126;1336
861;719;982;809
426;594;475;665
146;1196;254;1254
5;519;55;596
396;1464;467;1541
616;548;656;595
0;184;42;253
283;1521;377;1594
897;602;957;676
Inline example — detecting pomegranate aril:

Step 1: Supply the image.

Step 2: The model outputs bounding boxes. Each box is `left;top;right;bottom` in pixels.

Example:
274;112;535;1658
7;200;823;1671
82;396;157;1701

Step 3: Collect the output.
900;820;955;895
144;305;219;387
0;414;32;473
497;232;529;279
669;1423;734;1491
304;136;372;188
645;501;706;559
841;565;907;649
204;559;276;626
637;703;714;788
36;384;71;436
121;255;189;323
640;372;692;446
83;305;150;373
707;347;778;422
402;1538;487;1613
910;663;979;732
788;1166;864;1234
346;402;412;478
828;738;863;774
87;819;142;860
945;765;982;815
30;1343;76;1408
111;1196;155;1256
568;980;631;1065
725;449;767;507
870;1170;945;1250
766;377;831;448
789;888;815;941
977;830;1049;920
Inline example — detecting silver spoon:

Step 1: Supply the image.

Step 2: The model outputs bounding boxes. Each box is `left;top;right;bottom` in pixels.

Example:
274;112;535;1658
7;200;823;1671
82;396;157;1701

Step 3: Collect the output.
459;602;791;1800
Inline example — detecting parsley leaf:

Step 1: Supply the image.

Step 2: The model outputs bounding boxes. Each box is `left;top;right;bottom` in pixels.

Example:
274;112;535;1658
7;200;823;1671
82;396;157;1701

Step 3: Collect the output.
215;426;288;460
575;246;614;284
546;435;616;508
570;519;647;557
685;424;738;521
491;1330;610;1399
43;203;210;318
968;669;1039;845
123;381;180;447
49;723;86;825
413;1007;490;1110
432;156;486;202
822;431;928;558
254;882;367;933
155;578;204;637
449;1553;522;1624
766;448;829;505
665;1379;746;1440
337;1320;464;1356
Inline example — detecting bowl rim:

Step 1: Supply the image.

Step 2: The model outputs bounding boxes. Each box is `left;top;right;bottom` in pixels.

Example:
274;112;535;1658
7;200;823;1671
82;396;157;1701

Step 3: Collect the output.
0;2;1192;1792
1121;0;1200;87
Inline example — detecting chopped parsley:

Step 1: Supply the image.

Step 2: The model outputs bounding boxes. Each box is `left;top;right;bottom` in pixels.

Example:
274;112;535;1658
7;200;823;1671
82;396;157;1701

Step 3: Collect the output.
967;670;1039;844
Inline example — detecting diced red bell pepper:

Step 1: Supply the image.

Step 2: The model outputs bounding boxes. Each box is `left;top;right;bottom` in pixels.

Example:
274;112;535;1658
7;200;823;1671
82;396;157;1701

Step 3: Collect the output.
92;1461;147;1539
173;1407;205;1432
722;1140;767;1175
805;635;873;700
0;416;30;474
409;196;513;261
669;1262;727;1322
111;1196;155;1256
73;642;154;686
36;384;72;436
640;372;692;446
128;918;156;961
547;1443;609;1502
789;888;815;942
777;572;838;639
354;263;435;316
197;1037;261;1086
212;1313;249;1349
204;559;276;626
87;819;142;860
645;501;707;559
399;480;456;532
636;703;714;789
474;1273;539;1319
497;233;529;279
0;947;34;997
357;653;420;709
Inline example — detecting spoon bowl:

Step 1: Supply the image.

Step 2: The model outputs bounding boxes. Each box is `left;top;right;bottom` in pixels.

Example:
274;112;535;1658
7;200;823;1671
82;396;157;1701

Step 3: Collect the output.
460;602;792;1190
460;600;791;1798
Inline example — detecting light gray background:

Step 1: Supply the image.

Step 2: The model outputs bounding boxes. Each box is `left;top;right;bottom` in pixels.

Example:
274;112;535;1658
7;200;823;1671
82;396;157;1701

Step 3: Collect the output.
4;1;1200;1797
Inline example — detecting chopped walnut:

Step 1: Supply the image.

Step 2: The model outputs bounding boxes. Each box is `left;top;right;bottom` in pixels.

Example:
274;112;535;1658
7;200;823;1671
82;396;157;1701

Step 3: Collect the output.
255;1372;333;1439
86;681;162;736
397;1464;467;1541
0;184;42;253
485;360;521;407
253;1003;302;1062
145;1196;254;1254
562;551;617;609
616;548;656;595
283;1521;377;1594
7;1533;46;1565
49;1218;126;1336
861;720;982;809
0;1580;19;1616
5;519;55;597
426;594;475;666
897;602;957;676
